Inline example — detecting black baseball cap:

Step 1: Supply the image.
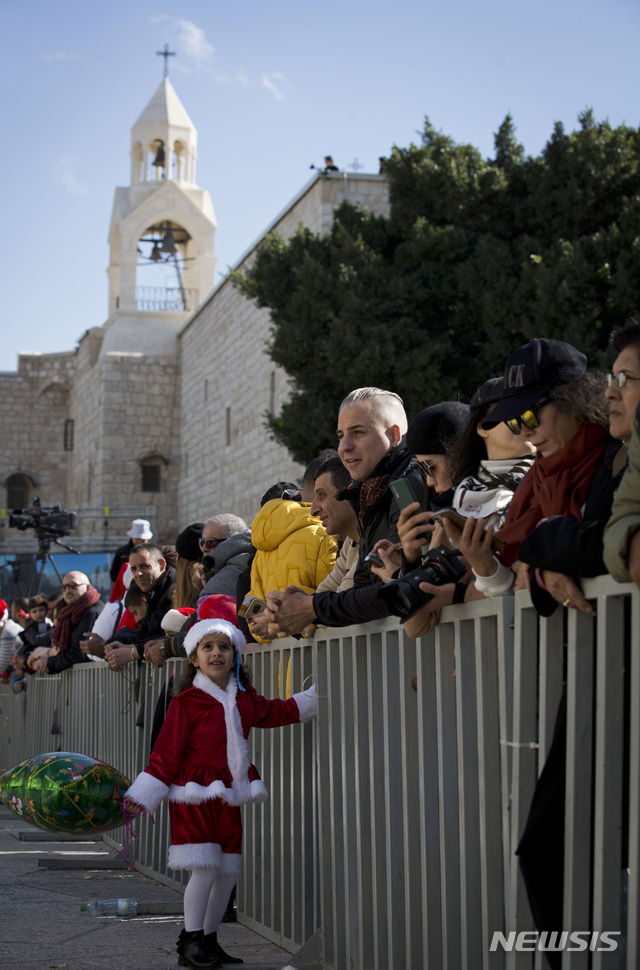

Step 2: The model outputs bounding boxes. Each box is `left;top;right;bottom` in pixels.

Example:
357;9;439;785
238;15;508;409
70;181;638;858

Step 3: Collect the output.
482;338;587;428
470;377;504;408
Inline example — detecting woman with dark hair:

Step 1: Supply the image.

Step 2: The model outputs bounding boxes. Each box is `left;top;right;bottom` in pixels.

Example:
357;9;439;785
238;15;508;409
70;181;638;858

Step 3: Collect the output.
447;377;535;530
445;338;626;962
448;339;622;616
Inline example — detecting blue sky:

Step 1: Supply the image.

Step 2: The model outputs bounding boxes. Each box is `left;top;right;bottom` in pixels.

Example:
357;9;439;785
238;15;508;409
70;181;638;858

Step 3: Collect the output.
1;0;639;368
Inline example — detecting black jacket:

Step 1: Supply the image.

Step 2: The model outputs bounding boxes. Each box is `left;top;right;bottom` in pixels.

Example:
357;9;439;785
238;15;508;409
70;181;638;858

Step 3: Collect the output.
110;539;135;582
313;445;423;628
117;567;175;655
46;600;105;674
518;436;626;616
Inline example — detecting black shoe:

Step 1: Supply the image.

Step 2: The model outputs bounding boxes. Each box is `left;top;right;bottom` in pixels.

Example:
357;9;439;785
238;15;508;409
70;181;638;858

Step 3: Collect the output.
177;928;221;968
203;931;244;964
221;886;237;923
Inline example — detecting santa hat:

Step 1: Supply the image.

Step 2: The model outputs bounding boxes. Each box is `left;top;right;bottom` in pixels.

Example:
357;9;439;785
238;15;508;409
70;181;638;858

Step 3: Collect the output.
198;594;239;627
110;563;133;603
183;618;246;658
161;607;195;634
0;599;7;623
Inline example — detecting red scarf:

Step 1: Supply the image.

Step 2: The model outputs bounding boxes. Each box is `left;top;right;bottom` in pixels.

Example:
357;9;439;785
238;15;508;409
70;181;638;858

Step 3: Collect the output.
52;586;101;649
497;423;609;567
357;475;391;526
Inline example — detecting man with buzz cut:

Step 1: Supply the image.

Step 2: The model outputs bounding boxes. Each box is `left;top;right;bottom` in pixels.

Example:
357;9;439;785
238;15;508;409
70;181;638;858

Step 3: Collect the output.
81;543;174;669
265;387;424;635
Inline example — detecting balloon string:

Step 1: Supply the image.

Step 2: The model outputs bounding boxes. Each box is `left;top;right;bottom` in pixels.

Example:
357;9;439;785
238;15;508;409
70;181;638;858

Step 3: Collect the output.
118;801;154;869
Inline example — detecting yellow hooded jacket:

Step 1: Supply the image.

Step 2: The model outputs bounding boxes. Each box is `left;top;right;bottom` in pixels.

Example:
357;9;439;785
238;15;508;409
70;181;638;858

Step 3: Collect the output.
249;499;337;637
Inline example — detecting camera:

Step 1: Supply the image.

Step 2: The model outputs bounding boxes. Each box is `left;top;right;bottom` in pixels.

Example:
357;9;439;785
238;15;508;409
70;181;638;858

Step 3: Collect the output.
377;544;467;620
9;498;77;539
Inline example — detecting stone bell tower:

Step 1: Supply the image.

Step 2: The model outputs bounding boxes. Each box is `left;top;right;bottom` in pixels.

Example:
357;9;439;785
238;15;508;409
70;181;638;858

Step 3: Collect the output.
62;73;218;541
103;75;217;356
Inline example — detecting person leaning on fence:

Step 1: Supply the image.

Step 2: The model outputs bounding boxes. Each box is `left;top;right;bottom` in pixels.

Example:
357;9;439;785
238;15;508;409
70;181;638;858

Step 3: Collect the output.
246;483;337;642
29;573;104;674
123;618;317;969
264;388;423;637
444;338;626;960
82;543;174;668
390;386;536;638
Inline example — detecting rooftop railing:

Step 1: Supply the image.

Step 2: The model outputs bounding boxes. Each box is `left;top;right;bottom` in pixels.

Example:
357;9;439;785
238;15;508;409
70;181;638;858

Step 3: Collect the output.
135;286;197;312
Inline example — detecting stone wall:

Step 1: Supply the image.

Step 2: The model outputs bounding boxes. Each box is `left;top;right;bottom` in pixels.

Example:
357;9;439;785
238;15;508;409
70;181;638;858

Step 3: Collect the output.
178;173;390;527
1;172;390;545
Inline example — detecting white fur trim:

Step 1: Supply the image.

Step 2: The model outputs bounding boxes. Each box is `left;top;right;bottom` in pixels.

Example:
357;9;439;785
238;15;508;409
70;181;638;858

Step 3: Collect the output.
190;671;264;806
168;777;268;807
293;685;317;723
125;770;169;814
184;619;245;657
161;609;189;633
168;842;222;870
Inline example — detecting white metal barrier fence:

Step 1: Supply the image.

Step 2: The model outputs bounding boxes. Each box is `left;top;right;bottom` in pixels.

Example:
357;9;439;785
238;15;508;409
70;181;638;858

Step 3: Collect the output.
0;575;636;969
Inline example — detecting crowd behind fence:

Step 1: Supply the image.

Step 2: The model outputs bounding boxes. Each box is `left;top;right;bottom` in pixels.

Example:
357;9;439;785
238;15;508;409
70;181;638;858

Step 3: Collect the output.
0;575;637;969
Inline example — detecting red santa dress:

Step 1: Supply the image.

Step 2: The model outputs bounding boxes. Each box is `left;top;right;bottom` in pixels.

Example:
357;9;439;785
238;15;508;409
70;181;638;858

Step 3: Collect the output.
125;670;316;875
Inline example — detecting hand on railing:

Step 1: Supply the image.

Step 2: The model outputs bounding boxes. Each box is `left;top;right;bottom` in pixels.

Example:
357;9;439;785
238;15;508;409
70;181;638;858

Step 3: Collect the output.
265;587;317;637
538;570;595;615
81;632;106;657
143;639;166;667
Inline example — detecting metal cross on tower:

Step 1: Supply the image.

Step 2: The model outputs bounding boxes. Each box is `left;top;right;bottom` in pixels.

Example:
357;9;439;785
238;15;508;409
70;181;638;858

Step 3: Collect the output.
156;44;176;77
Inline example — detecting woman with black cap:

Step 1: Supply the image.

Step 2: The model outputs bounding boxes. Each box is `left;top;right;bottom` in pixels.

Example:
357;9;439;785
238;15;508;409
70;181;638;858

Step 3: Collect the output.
444;338;626;961
445;338;624;615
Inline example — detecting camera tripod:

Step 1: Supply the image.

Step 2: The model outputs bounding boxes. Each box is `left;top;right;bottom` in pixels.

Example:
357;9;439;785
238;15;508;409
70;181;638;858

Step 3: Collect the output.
13;534;80;598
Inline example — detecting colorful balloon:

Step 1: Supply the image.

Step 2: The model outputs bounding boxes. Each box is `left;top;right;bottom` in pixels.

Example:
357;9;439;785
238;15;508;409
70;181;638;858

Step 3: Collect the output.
0;752;130;834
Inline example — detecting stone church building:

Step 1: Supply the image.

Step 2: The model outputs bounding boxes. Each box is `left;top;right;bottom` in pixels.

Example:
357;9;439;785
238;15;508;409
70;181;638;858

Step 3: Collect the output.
0;78;389;553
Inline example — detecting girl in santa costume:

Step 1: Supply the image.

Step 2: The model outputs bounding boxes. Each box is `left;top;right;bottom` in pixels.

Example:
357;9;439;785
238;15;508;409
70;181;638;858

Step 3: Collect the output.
124;618;316;969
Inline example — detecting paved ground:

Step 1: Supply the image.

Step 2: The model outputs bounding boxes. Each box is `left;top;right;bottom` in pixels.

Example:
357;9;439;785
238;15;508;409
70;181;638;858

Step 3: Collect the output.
0;805;295;970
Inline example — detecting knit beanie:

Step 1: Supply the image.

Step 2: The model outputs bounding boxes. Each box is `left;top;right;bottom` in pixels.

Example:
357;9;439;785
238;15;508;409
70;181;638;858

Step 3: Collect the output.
406;402;471;455
175;522;204;562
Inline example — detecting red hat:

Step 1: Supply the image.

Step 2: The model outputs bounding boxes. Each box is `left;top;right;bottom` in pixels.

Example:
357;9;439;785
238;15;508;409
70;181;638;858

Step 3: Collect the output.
0;599;7;622
198;594;239;628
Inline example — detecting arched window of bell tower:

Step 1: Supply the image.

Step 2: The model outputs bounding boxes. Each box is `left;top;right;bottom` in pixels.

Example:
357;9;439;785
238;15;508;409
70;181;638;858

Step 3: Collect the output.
149;139;165;181
135;220;195;311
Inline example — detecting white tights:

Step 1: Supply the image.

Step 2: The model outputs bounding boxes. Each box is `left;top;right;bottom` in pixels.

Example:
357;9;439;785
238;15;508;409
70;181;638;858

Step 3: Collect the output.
183;867;237;933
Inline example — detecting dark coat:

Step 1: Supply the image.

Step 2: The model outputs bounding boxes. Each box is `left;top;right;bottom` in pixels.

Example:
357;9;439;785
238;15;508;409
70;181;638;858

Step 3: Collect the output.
117;567;175;655
110;540;135;582
518;436;626;615
46;600;105;674
200;532;253;599
313;445;422;628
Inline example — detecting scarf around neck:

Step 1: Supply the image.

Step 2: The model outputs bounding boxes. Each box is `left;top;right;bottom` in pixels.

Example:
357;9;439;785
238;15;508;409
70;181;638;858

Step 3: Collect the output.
52;586;100;649
497;423;609;567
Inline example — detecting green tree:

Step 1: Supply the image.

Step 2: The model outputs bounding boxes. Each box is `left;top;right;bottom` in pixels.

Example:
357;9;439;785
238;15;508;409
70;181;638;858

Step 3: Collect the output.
233;113;640;463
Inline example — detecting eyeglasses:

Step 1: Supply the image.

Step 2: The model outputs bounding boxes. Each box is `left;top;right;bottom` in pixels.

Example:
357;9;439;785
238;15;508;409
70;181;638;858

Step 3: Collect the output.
606;372;640;390
61;582;86;591
505;397;552;435
418;458;437;480
199;536;226;551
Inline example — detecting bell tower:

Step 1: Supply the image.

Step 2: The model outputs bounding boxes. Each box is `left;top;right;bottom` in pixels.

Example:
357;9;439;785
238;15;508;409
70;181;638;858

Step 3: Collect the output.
103;74;216;355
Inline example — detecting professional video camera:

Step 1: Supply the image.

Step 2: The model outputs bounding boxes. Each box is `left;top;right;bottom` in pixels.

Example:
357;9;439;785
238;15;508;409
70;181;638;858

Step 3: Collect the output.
9;498;77;542
377;544;467;620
